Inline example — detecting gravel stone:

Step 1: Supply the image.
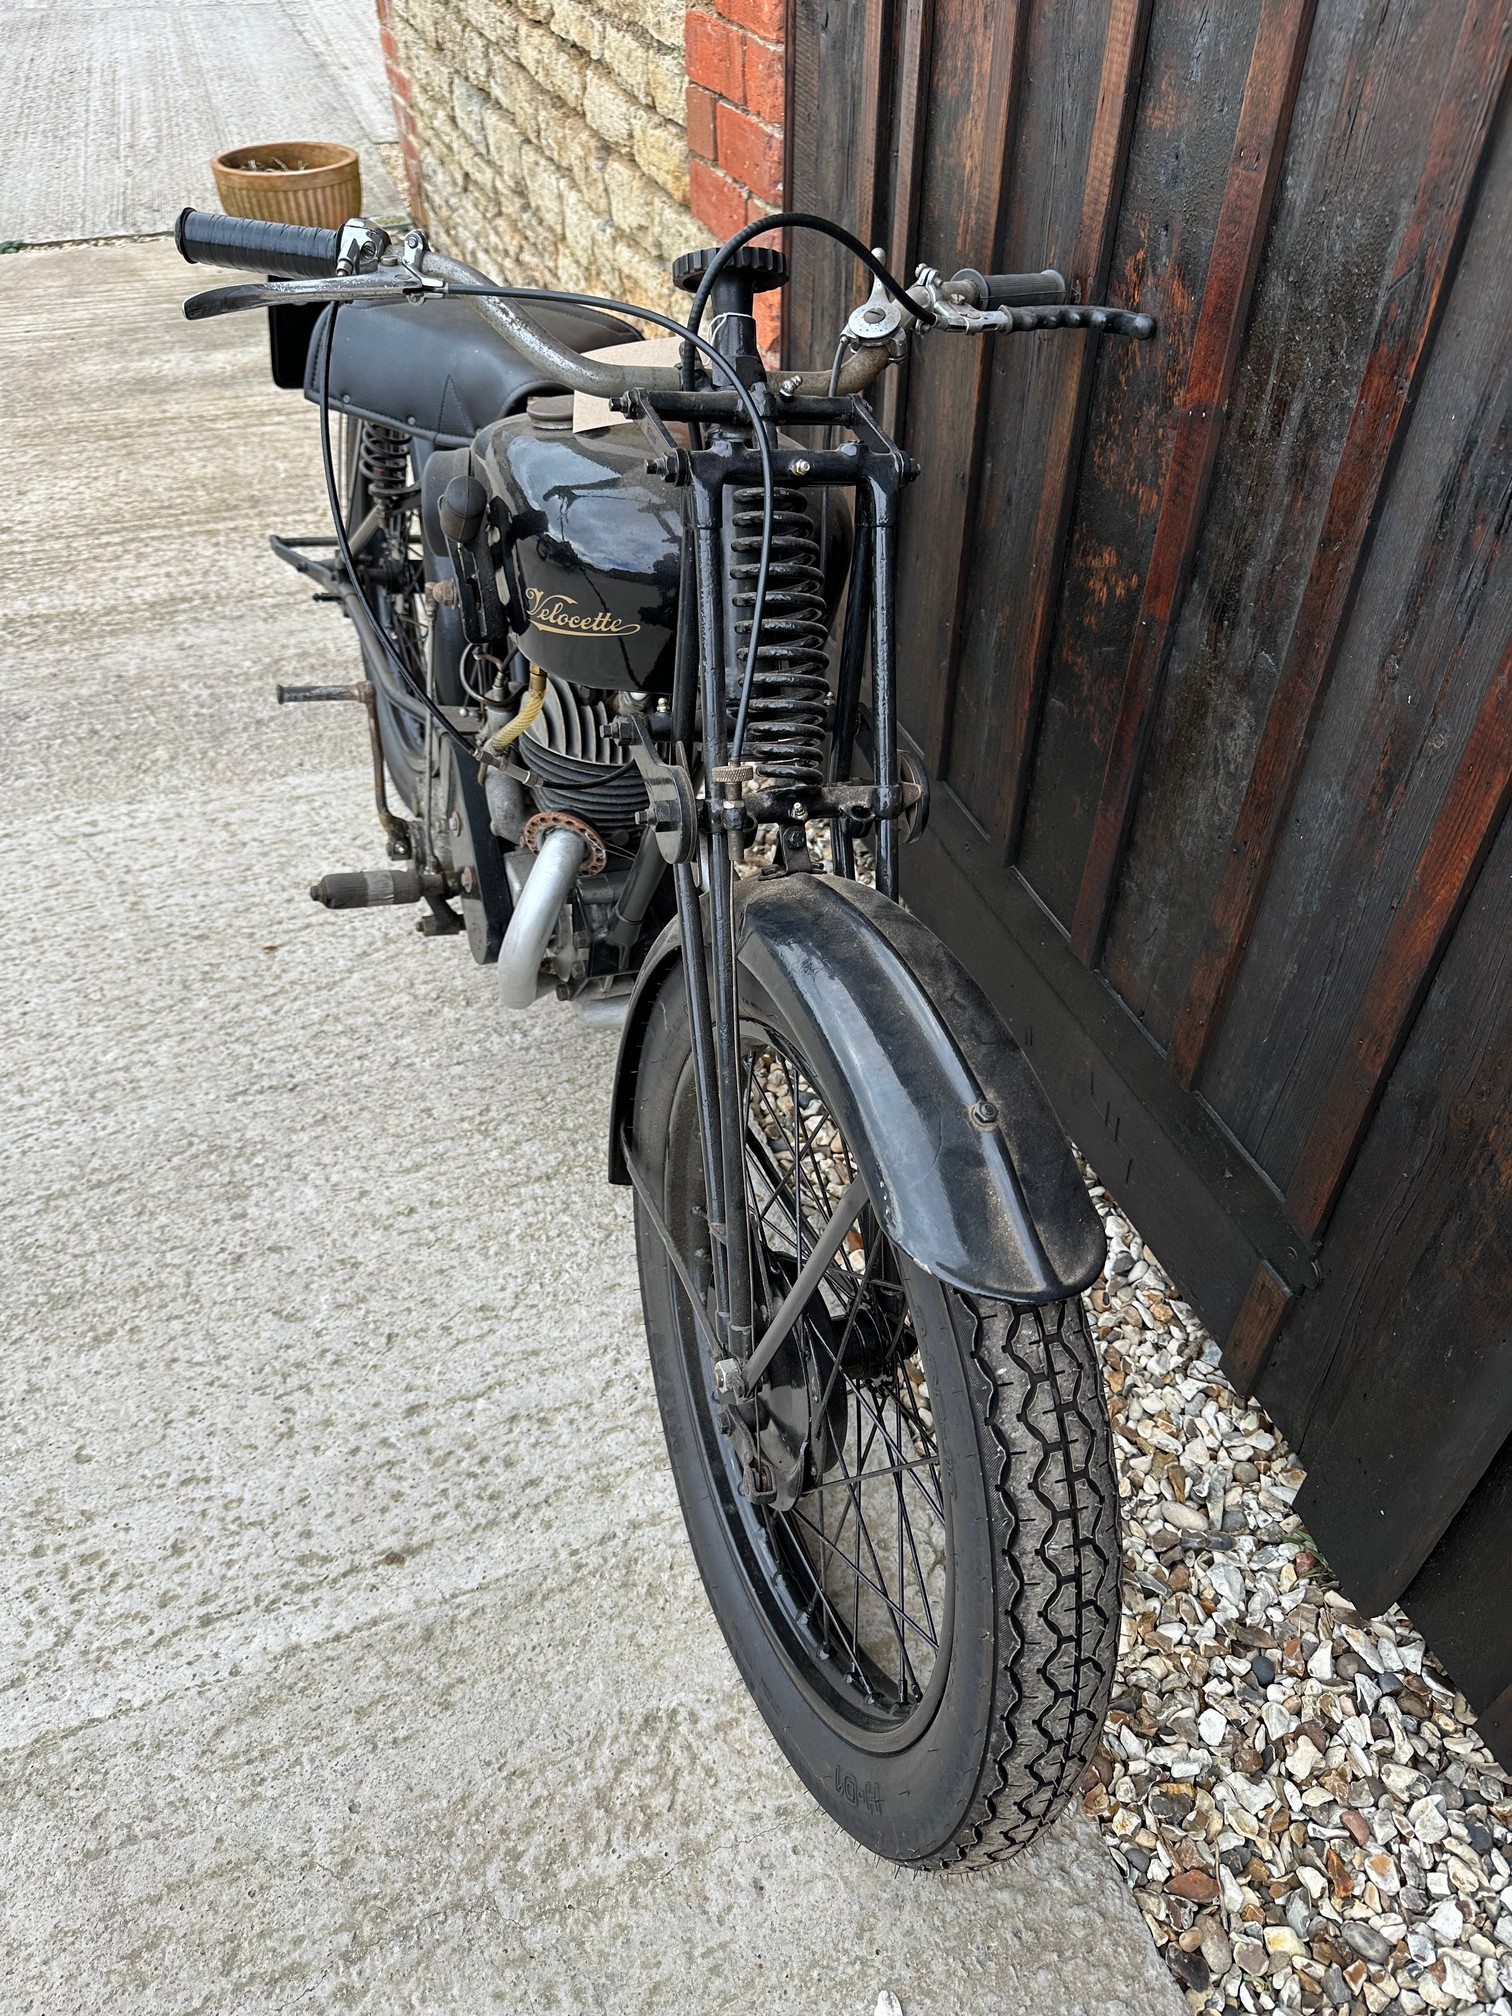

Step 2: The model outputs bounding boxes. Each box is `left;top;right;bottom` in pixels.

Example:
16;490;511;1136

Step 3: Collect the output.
1170;1949;1211;1993
1197;1919;1233;1977
1235;1937;1270;1976
1082;1177;1512;2016
1265;1926;1308;1959
1424;1900;1463;1943
1322;1965;1353;2007
1342;1922;1393;1965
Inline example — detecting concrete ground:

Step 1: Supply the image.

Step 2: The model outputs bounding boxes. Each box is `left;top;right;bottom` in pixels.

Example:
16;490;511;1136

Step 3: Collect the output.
2;0;397;243
0;240;1185;2016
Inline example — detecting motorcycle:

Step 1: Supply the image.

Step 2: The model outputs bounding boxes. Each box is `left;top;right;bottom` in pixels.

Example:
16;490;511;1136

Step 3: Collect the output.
175;204;1155;1868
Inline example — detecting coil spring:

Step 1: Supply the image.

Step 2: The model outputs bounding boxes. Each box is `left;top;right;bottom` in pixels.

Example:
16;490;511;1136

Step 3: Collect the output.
359;422;411;509
729;486;829;793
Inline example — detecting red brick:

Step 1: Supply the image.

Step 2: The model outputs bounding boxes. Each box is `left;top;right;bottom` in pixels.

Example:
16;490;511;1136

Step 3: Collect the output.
686;11;743;99
715;100;783;205
716;0;786;40
742;34;785;124
753;288;781;358
685;83;718;161
690;159;749;241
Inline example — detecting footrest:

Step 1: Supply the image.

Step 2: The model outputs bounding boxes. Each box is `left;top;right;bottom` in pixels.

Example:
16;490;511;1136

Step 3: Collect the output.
311;868;420;909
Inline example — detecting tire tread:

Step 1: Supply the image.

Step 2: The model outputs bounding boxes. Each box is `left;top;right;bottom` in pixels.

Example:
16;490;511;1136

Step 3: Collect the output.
919;1294;1120;1869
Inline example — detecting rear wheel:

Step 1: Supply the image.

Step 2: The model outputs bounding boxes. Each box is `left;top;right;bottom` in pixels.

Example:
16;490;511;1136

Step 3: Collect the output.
629;961;1121;1866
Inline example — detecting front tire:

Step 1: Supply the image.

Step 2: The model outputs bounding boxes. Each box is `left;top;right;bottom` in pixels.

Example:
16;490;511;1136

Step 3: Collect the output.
629;960;1120;1867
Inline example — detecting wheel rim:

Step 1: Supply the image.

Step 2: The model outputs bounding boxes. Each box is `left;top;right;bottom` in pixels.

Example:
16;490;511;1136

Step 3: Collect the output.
663;1019;955;1750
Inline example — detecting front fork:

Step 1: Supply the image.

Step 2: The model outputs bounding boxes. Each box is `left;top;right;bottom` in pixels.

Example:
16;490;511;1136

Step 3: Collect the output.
674;446;907;1361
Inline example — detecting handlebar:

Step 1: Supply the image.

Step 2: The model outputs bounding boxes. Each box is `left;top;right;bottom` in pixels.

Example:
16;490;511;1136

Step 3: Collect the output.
174;205;801;398
174;207;1152;400
174;207;343;280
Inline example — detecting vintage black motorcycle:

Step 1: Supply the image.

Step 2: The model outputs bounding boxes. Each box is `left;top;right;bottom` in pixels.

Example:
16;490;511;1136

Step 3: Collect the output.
176;204;1155;1868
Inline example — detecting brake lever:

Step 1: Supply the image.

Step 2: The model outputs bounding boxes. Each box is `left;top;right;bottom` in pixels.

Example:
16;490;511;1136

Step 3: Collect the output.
900;262;1155;340
979;302;1156;339
183;228;447;321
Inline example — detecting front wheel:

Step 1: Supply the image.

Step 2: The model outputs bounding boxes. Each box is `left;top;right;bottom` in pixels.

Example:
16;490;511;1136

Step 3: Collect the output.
629;962;1121;1867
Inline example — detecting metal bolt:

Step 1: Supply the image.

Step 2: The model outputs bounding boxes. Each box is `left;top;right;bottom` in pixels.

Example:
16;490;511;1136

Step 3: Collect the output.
863;305;886;323
712;1358;743;1399
969;1098;1000;1130
448;811;462;833
790;801;807;822
778;374;801;398
460;866;475;892
790;457;811;477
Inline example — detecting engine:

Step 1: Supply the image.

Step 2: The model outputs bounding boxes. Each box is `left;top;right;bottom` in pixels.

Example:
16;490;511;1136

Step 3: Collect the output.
483;670;648;847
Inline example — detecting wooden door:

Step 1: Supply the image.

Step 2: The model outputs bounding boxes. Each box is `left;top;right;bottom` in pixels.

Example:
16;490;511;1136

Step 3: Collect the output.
785;0;1512;1754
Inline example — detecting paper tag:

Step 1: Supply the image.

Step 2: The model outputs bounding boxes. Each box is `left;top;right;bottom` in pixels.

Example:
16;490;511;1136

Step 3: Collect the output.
570;335;684;431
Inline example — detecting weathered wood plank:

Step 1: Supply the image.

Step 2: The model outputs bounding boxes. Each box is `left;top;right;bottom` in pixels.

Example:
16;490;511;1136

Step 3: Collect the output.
877;0;934;443
892;0;1030;773
1259;811;1512;1606
885;0;932;282
1098;0;1485;1049
1191;107;1512;1181
948;0;1153;850
903;788;1315;1346
1286;644;1512;1240
784;0;892;368
1014;0;1268;926
1169;0;1512;1083
1224;1259;1293;1398
1068;0;1317;964
855;0;893;251
1400;1434;1512;1768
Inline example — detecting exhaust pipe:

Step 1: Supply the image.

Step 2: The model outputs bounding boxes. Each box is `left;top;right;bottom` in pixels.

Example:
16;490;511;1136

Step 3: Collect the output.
497;824;588;1009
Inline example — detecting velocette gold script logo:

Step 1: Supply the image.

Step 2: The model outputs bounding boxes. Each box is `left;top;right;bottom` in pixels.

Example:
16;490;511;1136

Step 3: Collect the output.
525;586;640;638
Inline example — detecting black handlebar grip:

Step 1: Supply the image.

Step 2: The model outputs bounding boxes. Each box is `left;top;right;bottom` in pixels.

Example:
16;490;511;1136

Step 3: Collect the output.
950;266;1068;309
173;206;344;281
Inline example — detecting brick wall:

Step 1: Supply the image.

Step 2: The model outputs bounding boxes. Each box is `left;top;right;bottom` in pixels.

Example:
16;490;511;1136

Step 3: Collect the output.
371;0;785;337
683;0;785;349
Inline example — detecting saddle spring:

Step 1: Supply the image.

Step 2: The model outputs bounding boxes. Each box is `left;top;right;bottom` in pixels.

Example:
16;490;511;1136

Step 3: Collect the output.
358;421;412;512
728;485;829;794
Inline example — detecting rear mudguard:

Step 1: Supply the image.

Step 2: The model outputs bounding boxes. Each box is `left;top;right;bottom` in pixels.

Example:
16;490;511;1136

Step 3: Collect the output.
608;874;1106;1304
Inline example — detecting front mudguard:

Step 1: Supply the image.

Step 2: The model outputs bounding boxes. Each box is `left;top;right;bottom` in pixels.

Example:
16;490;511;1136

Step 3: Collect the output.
608;874;1105;1304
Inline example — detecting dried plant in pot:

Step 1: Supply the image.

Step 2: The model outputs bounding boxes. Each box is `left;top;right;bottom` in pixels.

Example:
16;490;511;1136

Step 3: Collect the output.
211;142;361;230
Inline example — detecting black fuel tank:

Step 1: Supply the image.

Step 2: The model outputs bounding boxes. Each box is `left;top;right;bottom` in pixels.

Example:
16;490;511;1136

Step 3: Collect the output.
473;402;681;692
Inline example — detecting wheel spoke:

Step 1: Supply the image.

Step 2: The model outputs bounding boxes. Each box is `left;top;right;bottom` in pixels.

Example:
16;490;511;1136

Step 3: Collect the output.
788;1505;937;1653
686;1026;951;1724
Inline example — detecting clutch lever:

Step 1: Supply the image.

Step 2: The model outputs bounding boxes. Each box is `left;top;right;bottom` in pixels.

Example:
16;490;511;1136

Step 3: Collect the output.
183;269;446;321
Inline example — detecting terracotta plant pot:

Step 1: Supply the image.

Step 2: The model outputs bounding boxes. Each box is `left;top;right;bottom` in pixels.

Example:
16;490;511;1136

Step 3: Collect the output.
211;143;362;231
